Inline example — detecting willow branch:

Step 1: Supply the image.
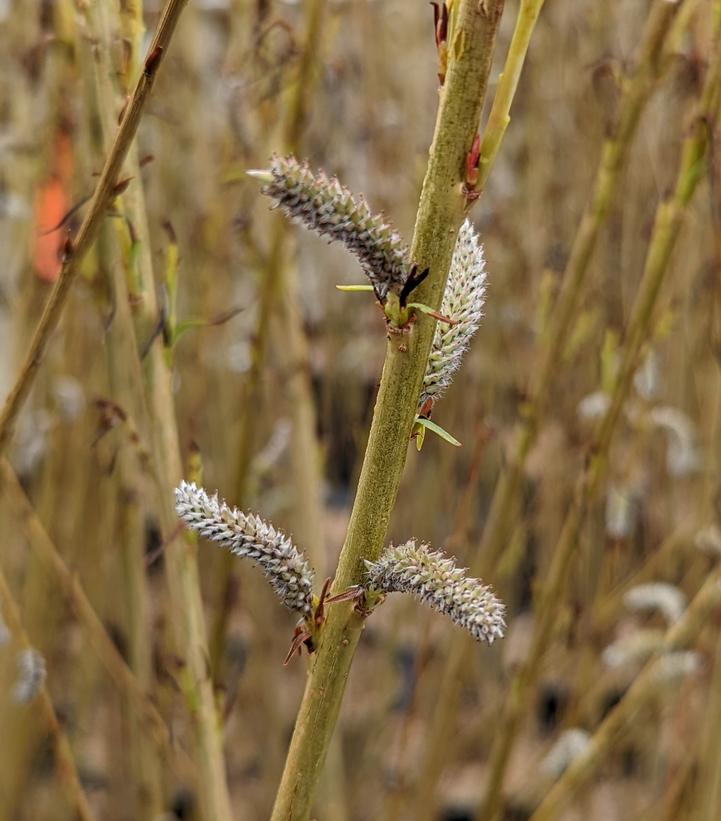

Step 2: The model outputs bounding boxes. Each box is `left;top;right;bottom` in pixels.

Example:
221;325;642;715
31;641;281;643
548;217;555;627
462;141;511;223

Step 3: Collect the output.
413;7;689;808
269;3;506;819
0;458;178;764
476;0;545;192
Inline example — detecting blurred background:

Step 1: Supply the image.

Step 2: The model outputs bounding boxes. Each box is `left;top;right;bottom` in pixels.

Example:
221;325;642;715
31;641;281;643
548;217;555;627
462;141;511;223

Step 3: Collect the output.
1;0;720;819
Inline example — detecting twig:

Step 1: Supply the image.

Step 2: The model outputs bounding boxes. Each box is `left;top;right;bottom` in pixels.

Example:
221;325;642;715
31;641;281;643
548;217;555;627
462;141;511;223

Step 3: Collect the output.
0;0;190;456
67;5;234;817
0;565;95;821
475;0;546;193
414;4;691;805
0;458;178;765
479;0;687;577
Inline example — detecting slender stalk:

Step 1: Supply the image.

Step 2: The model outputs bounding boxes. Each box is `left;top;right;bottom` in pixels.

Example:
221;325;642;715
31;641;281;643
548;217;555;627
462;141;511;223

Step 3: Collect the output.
477;25;721;818
0;565;95;821
0;0;190;456
476;0;546;193
692;620;721;821
269;3;506;818
480;0;685;576
531;570;721;821
76;5;164;812
415;3;688;803
691;59;721;810
0;458;177;763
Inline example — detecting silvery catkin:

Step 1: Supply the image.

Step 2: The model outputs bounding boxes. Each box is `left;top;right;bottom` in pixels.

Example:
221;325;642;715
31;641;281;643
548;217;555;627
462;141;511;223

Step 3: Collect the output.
366;540;505;644
254;154;410;300
175;480;315;617
420;219;487;411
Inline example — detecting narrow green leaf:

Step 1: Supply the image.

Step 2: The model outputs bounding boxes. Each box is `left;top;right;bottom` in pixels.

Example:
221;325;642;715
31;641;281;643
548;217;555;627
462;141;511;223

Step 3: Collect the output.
406;302;456;325
335;284;375;292
412;420;426;451
414;416;462;447
173;318;206;343
172;306;244;347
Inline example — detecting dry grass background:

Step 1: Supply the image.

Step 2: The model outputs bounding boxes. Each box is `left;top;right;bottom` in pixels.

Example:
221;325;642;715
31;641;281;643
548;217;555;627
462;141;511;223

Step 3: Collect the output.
1;0;720;819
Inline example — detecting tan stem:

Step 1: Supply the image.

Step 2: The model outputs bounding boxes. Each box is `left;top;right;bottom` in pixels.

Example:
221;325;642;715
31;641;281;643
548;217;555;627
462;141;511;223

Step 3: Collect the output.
0;0;190;456
414;4;690;809
531;571;721;821
0;458;179;764
0;565;95;821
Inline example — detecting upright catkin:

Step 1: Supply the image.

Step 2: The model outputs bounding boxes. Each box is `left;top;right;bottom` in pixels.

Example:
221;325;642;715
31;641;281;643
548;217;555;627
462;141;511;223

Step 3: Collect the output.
420;219;487;411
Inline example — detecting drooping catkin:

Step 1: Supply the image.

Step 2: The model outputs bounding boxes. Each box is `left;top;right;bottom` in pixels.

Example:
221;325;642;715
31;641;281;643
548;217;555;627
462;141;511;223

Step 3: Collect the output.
175;481;315;617
251;154;410;299
623;582;686;625
420;219;487;411
365;540;505;644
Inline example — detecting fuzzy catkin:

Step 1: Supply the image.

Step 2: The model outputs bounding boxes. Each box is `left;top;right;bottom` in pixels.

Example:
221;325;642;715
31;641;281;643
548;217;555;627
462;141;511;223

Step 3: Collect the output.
259;154;410;299
13;648;46;703
175;481;315;617
420;219;487;410
623;582;686;625
366;540;505;644
540;729;591;778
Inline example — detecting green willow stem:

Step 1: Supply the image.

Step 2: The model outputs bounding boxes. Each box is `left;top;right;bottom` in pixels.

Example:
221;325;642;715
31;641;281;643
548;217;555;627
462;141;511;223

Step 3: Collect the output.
477;22;721;819
693;297;721;819
476;0;545;192
71;6;233;817
79;4;163;813
269;2;506;818
480;0;685;577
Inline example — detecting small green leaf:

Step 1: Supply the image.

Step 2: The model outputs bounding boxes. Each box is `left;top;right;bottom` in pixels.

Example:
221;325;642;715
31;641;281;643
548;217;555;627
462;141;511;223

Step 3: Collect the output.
335;284;375;292
172;318;207;343
414;416;462;447
413;420;426;451
406;302;456;325
172;306;244;346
